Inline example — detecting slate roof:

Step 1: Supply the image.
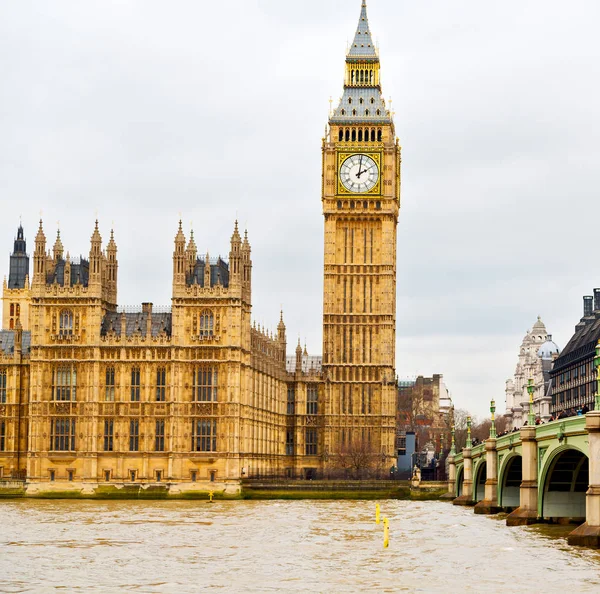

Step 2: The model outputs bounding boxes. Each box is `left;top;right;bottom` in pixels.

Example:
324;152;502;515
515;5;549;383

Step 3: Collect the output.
551;314;600;373
101;312;172;338
0;330;31;355
330;87;391;124
286;355;323;374
348;1;377;58
187;257;229;288
47;258;90;287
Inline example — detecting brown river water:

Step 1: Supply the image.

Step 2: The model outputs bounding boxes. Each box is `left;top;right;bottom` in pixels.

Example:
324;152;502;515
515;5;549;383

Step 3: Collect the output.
1;500;600;593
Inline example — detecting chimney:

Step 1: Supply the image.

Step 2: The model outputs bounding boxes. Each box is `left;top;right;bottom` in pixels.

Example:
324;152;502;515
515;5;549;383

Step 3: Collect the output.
595;289;600;313
143;303;153;338
584;296;594;317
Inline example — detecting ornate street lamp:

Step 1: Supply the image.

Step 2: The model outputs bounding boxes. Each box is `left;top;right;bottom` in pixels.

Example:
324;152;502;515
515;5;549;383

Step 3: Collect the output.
527;378;535;426
490;400;497;439
450;425;456;456
466;416;472;448
595;340;600;411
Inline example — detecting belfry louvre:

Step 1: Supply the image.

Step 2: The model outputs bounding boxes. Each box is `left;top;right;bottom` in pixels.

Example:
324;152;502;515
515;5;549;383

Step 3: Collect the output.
0;1;400;494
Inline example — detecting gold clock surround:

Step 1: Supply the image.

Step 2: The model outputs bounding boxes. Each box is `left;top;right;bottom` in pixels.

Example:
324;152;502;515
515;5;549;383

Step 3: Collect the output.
337;151;382;196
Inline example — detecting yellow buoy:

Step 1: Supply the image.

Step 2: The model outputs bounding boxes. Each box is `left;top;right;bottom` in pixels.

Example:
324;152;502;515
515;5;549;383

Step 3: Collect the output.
376;503;381;524
383;517;389;549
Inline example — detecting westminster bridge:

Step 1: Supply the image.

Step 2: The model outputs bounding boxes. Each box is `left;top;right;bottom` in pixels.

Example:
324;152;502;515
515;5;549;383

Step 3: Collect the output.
444;410;600;546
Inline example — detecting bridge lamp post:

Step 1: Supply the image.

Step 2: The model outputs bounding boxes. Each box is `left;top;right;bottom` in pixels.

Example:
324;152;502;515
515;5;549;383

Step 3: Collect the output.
450;426;456;455
490;400;497;439
466;416;472;448
527;378;535;426
595;340;600;411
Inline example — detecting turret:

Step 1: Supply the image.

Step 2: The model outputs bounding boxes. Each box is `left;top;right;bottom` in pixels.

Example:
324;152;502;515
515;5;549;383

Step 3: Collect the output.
172;221;186;290
241;229;252;302
106;229;118;302
88;220;103;287
8;224;30;289
295;338;303;374
185;230;197;280
277;311;286;343
32;220;47;286
229;221;242;289
53;229;64;262
204;251;211;288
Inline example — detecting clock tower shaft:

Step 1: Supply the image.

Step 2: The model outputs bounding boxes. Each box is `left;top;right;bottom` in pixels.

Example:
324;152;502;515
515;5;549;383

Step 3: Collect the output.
321;1;401;468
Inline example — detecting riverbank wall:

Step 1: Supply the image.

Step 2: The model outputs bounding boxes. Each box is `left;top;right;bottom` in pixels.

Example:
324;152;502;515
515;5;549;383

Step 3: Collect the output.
0;479;448;501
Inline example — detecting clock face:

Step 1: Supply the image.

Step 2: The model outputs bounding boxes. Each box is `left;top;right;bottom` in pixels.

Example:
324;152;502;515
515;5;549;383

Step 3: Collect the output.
339;154;379;193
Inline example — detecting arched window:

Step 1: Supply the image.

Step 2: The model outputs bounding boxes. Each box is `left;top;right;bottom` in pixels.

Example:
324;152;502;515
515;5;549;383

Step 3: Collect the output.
199;311;214;338
370;70;373;83
16;304;20;316
345;129;350;141
370;97;375;104
9;304;14;316
351;129;356;142
338;129;343;141
359;98;364;105
337;200;342;209
358;130;363;142
348;97;352;104
341;109;346;116
352;109;357;116
377;129;382;142
371;129;376;141
351;70;355;84
59;310;73;337
365;109;369;116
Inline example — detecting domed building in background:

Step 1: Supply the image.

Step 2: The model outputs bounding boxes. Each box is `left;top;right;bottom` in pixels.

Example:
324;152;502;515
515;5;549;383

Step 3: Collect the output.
505;317;560;429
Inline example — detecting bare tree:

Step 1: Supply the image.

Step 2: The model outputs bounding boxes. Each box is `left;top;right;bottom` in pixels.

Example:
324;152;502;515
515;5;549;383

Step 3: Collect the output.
453;408;471;451
331;436;381;479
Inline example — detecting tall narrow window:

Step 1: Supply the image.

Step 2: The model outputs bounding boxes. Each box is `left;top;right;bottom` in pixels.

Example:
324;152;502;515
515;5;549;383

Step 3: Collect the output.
50;418;75;451
53;367;77;401
307;386;318;415
192;368;218;402
156;367;166;402
131;367;140;402
342;385;347;414
286;430;294;455
103;419;114;452
59;310;73;337
199;311;214;338
192;419;217;452
105;367;115;402
0;369;6;404
0;420;5;452
155;419;165;452
305;429;318;456
287;386;295;415
129;419;139;451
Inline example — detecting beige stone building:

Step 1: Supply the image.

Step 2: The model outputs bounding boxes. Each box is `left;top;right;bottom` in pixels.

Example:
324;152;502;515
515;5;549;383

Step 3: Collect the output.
0;0;400;493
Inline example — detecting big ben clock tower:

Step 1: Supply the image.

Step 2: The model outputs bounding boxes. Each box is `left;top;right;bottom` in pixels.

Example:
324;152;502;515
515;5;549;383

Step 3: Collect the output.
322;0;400;468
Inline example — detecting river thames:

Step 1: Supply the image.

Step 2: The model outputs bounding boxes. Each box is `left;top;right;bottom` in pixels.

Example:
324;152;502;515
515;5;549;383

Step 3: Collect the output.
1;500;600;593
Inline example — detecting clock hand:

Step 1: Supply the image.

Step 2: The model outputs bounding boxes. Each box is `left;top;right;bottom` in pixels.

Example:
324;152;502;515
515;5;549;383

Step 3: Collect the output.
357;156;364;178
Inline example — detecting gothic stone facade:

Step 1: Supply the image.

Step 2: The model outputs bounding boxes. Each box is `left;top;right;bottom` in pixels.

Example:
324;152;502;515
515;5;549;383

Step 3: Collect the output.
0;1;399;491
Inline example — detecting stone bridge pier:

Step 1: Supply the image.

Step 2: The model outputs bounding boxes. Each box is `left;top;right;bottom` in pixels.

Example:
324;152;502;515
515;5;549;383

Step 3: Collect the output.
568;412;600;546
474;436;500;515
506;425;538;526
453;447;474;506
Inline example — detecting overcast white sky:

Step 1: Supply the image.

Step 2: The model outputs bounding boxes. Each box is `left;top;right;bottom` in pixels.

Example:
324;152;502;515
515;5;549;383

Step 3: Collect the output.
1;0;599;418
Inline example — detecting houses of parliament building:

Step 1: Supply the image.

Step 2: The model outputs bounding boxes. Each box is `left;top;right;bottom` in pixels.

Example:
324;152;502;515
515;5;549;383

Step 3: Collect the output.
0;1;401;493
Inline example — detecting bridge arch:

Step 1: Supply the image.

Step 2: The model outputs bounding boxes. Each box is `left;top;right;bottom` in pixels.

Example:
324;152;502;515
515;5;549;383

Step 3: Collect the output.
539;445;588;521
473;459;486;502
455;464;464;497
498;454;522;509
